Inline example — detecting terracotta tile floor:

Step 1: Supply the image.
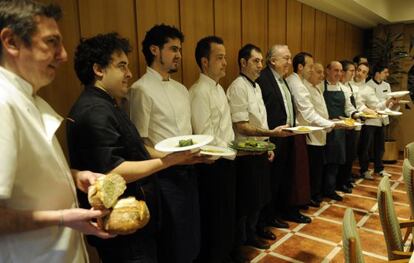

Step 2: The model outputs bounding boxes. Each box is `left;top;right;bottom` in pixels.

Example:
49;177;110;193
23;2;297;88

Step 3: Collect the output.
243;160;412;262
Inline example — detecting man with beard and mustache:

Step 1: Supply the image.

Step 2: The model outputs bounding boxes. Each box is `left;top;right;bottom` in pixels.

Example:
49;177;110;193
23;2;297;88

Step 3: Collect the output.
129;24;210;263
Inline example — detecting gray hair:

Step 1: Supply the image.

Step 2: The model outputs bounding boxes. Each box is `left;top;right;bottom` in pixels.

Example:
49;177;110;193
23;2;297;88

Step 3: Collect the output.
266;44;288;66
0;0;62;56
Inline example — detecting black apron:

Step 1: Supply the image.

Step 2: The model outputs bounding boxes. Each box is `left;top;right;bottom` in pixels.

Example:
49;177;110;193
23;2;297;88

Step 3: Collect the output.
324;81;346;164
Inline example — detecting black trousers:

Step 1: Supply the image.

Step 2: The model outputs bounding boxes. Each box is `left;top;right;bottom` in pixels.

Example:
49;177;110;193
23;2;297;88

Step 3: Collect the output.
236;209;262;245
338;130;358;186
358;125;385;174
96;235;157;263
195;160;236;263
308;145;325;200
157;166;200;263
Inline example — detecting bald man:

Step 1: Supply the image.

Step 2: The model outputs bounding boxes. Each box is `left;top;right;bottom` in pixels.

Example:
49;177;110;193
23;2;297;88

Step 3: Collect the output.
322;61;358;201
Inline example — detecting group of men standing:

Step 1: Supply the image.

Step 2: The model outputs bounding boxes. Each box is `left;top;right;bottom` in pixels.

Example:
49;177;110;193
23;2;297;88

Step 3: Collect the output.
0;1;400;263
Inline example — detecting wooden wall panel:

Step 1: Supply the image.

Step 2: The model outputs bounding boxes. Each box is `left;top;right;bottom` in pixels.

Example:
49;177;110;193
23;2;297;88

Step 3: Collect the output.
242;0;268;52
214;0;241;89
344;23;353;60
286;0;302;56
301;4;315;55
135;0;181;81
314;10;327;66
180;0;214;87
326;15;337;64
77;0;139;82
335;19;346;61
268;0;287;46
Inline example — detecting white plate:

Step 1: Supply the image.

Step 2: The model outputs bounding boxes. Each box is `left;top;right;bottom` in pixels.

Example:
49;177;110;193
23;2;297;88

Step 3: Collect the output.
386;91;410;98
154;135;214;152
399;100;411;104
283;126;324;134
200;145;236;160
377;109;403;116
333;120;363;127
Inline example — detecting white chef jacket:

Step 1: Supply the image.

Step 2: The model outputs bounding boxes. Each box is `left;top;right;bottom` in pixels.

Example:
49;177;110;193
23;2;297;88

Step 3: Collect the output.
129;67;192;145
358;82;387;127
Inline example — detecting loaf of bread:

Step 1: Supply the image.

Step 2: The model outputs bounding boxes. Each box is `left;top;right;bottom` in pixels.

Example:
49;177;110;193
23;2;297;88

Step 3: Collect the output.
103;197;150;235
88;173;126;209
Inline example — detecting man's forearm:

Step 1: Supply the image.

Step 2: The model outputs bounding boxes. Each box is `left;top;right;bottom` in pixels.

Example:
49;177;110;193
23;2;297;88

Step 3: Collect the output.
235;122;272;137
0;207;60;235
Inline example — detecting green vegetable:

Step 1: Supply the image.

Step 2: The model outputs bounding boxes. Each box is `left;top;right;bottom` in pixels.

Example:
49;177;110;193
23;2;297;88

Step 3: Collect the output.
178;139;194;147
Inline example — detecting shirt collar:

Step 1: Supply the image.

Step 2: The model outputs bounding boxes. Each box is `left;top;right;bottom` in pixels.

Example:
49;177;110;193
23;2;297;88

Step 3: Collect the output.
0;66;34;98
240;73;256;88
88;86;118;106
146;66;169;81
373;78;381;85
199;73;219;87
270;67;283;82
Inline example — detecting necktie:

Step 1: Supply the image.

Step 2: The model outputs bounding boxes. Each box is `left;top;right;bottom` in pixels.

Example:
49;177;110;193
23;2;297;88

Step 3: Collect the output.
279;78;294;126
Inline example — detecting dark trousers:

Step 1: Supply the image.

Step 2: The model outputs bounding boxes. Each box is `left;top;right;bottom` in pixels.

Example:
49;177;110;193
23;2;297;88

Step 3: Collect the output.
96;235;157;263
308;145;325;200
157;167;200;263
338;130;358;186
323;163;339;196
236;209;262;245
358;125;385;174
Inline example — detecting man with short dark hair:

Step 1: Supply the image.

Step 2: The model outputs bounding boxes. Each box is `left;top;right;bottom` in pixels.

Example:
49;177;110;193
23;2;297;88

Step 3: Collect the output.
67;32;198;263
190;35;236;262
0;1;112;262
129;24;208;263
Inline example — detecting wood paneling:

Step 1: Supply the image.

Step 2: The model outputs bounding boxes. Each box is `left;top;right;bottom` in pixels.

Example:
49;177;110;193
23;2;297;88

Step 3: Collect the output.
286;0;302;56
326;14;337;64
36;0;366;161
268;0;287;46
241;0;267;52
135;0;182;81
180;0;214;87
301;4;315;55
77;0;139;82
314;10;327;66
214;0;241;89
335;19;345;61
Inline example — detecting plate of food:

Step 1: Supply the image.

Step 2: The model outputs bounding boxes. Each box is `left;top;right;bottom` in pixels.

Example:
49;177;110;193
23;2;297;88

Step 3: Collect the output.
200;145;236;160
229;139;275;152
377;109;403;116
399;100;411;104
386;91;410;98
154;135;214;152
334;118;363;127
282;126;324;134
359;112;381;119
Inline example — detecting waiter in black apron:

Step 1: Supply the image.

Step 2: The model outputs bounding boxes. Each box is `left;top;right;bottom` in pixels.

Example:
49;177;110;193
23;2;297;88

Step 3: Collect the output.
323;61;358;201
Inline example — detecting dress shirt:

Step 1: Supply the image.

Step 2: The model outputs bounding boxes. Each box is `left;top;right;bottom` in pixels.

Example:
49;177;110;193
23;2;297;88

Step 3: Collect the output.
0;67;86;263
323;80;357;117
227;75;269;141
291;78;333;146
342;81;363;131
190;73;234;147
271;68;294;126
129;67;192;145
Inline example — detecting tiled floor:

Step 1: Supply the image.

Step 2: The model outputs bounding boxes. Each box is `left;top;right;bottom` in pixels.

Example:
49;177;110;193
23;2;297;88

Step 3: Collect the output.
242;160;412;262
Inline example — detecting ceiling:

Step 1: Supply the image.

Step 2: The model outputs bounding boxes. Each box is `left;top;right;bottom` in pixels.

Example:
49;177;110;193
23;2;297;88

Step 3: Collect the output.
297;0;414;29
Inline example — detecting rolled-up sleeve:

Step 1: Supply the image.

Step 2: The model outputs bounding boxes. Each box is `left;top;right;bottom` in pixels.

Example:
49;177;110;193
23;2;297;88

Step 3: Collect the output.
227;83;249;123
0;101;17;199
129;85;151;138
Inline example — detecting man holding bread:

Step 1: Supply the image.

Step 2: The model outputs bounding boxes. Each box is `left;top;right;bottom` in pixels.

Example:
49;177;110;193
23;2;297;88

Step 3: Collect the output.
66;33;200;262
0;1;114;262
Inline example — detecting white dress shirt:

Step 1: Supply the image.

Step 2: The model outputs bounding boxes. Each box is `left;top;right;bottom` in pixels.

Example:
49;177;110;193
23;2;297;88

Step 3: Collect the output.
129;67;192;146
289;76;332;146
227;75;269;141
0;67;86;263
190;73;234;147
271;68;294;126
322;81;357;117
342;81;363;131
